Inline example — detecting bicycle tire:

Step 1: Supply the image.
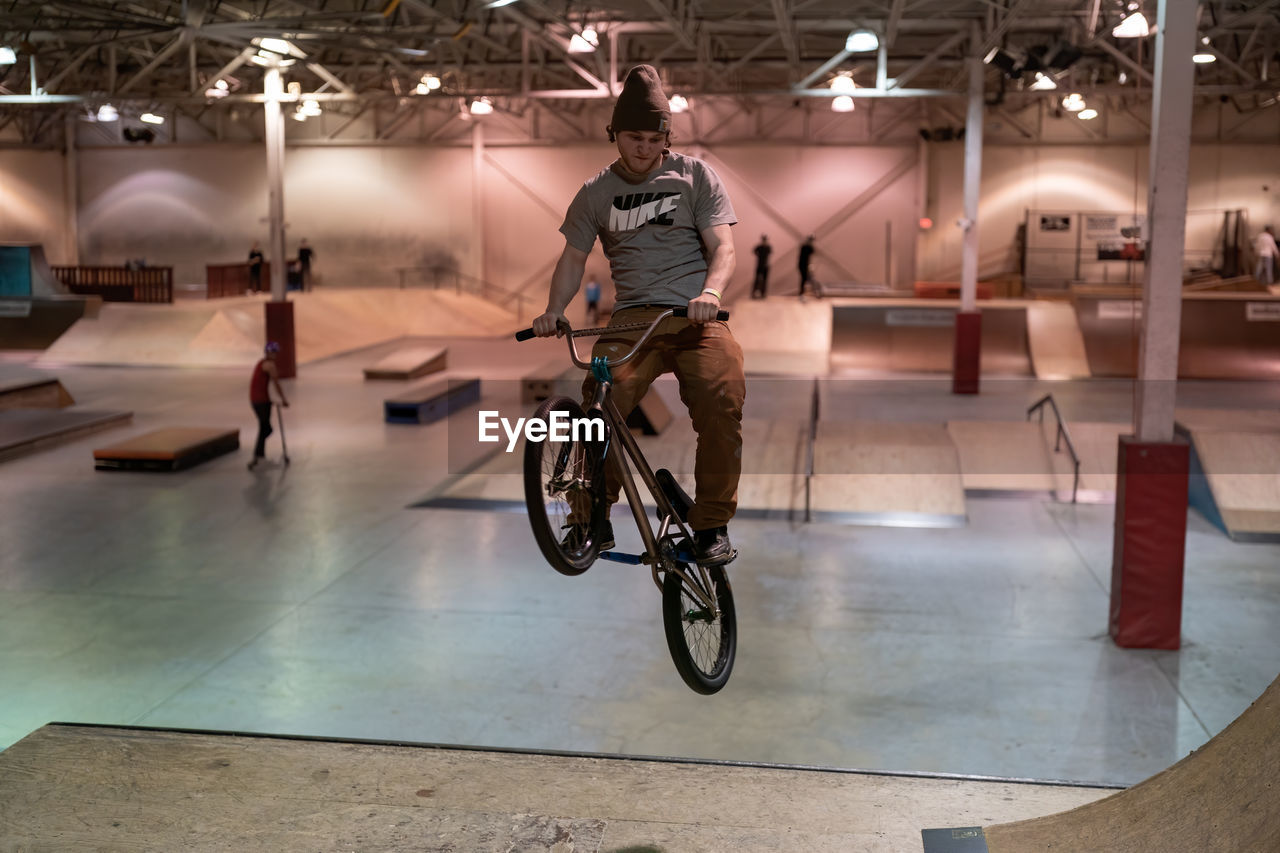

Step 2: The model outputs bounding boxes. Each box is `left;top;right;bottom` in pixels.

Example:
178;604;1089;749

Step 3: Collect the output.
522;396;608;576
662;562;737;694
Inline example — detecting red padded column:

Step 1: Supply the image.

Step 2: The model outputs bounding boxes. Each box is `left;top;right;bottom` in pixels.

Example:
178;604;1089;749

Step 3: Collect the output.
952;310;981;395
1110;436;1190;649
264;300;296;379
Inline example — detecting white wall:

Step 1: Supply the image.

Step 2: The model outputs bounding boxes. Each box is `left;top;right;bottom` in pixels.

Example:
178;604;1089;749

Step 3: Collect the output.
4;133;1277;294
0;150;70;264
68;140;922;298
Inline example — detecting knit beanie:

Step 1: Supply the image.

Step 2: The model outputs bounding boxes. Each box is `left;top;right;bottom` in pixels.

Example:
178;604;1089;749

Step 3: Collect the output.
609;65;671;135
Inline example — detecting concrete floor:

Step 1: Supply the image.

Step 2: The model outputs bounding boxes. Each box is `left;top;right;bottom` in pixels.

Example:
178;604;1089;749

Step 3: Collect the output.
1;336;1278;791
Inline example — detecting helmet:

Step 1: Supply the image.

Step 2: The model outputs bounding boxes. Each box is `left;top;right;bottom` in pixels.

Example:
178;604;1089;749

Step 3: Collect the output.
264;341;281;355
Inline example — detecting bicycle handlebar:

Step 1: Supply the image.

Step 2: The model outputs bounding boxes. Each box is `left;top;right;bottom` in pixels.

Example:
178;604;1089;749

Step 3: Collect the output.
514;306;729;342
515;307;730;370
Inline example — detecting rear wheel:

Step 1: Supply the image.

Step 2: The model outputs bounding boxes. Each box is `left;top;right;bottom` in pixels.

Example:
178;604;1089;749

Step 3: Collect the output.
662;562;737;694
522;396;607;576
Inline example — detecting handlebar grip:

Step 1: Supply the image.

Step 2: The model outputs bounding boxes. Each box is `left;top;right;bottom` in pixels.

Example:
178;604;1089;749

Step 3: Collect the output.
515;328;536;342
672;307;730;321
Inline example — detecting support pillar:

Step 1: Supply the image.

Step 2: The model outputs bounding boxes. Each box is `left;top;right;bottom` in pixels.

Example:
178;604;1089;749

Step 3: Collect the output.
63;112;79;266
262;62;295;378
1109;0;1196;649
472;121;486;290
953;54;983;395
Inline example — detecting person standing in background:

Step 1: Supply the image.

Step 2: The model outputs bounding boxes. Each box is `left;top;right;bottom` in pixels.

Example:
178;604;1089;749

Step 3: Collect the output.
798;234;816;299
584;277;603;324
752;235;771;298
1254;225;1278;285
248;241;264;293
297;239;315;290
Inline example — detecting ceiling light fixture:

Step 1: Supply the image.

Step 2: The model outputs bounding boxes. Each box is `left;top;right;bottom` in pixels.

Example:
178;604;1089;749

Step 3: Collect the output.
569;26;598;53
1078;108;1098;120
829;73;856;94
845;29;878;53
1112;11;1150;38
469;97;494;115
97;104;118;122
0;47;16;65
1193;52;1216;64
139;112;165;125
485;0;519;7
669;94;688;113
1029;72;1057;91
832;95;854;113
1061;93;1086;112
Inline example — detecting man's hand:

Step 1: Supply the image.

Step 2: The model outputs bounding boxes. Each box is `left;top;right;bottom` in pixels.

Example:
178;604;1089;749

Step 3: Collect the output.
532;311;569;337
686;292;722;324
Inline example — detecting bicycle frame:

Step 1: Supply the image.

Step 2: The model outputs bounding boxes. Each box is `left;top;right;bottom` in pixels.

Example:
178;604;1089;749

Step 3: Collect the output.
557;310;722;613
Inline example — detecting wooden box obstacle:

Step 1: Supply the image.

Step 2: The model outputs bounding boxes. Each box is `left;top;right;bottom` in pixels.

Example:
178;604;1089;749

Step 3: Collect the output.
93;427;239;471
364;346;448;381
384;378;481;425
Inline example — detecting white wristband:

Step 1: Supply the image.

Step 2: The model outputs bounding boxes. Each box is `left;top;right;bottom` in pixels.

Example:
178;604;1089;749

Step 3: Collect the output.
701;287;723;301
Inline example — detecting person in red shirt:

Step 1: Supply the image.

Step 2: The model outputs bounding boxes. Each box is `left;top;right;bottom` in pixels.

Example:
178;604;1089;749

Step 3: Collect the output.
248;342;289;469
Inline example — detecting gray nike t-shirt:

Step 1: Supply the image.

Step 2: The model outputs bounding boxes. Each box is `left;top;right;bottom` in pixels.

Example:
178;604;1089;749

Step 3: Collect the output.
560;152;737;310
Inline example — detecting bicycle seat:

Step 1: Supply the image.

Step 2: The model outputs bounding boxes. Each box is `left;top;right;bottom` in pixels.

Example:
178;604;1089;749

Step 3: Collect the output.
655;468;692;523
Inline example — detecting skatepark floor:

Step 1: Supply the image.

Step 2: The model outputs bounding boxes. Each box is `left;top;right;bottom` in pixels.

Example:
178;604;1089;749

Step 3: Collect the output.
1;334;1278;848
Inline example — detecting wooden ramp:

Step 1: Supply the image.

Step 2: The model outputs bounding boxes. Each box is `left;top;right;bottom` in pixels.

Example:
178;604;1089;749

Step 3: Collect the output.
93;427;239;471
0;376;75;409
925;674;1280;852
1025;301;1091;379
1176;409;1280;542
730;297;833;376
809;421;966;526
946;420;1128;502
0;724;1113;853
0;409;132;462
363;345;448;380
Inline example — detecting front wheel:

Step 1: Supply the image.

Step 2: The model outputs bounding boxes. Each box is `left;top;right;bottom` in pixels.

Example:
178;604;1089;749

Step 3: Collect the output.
662;563;737;694
523;396;607;576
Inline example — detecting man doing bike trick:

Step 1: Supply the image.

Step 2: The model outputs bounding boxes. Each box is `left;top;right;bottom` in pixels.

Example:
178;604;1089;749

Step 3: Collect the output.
530;64;745;566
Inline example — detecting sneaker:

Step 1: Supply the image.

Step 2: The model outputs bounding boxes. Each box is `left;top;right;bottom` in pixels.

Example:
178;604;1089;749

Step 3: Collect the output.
560;520;615;552
693;525;735;566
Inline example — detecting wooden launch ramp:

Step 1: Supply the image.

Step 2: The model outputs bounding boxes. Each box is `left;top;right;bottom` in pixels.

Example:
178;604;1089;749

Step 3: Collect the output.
925;673;1280;852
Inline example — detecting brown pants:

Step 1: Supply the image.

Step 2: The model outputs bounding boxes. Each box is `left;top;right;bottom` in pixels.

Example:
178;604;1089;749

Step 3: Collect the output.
581;306;746;531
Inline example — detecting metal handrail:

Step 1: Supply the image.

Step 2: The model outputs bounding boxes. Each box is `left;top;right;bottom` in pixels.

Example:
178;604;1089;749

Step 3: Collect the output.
1027;394;1081;503
804;377;820;523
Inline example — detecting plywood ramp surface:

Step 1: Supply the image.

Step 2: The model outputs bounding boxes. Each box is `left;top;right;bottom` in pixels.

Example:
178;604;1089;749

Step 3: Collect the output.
364;345;448;380
1185;429;1280;537
39;290;521;369
729;298;833;355
946;421;1058;492
811;421;965;518
983;674;1280;852
0;724;1111;853
1025;301;1091;379
93;427;238;460
946;420;1129;497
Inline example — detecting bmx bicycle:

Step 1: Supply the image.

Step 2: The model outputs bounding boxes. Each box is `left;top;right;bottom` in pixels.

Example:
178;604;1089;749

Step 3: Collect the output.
515;307;737;694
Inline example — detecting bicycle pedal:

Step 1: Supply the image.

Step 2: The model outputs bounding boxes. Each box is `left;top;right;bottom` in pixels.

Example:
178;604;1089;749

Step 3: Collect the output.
597;550;644;565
